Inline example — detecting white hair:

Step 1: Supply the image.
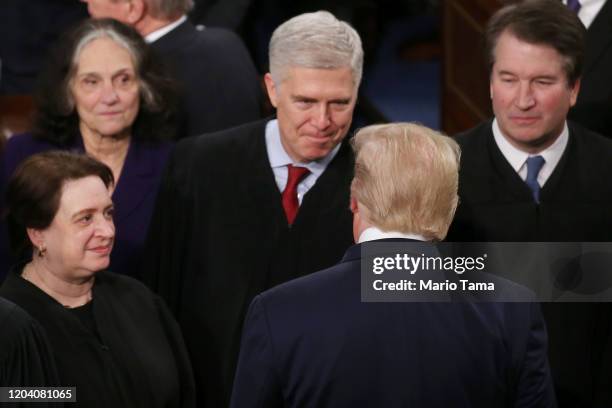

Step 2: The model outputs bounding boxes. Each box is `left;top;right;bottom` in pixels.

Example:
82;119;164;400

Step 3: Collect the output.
269;10;364;88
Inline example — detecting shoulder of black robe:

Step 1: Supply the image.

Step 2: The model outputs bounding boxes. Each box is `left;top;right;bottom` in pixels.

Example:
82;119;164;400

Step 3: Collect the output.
0;297;62;406
93;272;197;408
152;292;197;408
142;119;269;312
1;269;195;408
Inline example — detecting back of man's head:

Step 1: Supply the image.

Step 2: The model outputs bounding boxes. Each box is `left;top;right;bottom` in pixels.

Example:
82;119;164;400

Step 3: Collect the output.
485;0;586;86
351;123;460;241
268;10;363;88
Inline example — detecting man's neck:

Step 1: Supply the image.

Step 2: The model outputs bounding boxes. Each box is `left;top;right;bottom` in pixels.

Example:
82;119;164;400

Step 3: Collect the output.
138;15;182;37
357;227;428;243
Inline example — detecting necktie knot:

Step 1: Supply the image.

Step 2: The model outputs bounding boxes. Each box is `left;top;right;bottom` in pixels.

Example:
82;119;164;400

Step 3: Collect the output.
567;0;581;13
285;164;310;191
525;155;545;203
282;164;310;225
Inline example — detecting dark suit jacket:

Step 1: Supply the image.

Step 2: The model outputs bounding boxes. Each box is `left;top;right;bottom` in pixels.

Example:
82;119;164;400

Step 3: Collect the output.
144;119;355;407
568;0;612;137
0;133;172;280
150;21;262;138
447;120;612;408
230;239;556;408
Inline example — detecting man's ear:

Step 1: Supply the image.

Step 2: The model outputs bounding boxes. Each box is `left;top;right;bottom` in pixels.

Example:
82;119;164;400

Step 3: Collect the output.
26;228;45;251
569;77;581;107
350;196;359;214
125;0;146;24
264;73;279;108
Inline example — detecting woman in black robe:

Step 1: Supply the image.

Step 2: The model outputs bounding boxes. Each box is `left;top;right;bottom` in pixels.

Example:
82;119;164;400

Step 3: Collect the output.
0;296;59;393
0;151;195;408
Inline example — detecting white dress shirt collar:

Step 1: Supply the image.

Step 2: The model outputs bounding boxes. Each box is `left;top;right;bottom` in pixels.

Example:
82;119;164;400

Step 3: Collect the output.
145;15;188;44
492;119;568;186
265;119;340;177
563;0;606;28
358;227;427;243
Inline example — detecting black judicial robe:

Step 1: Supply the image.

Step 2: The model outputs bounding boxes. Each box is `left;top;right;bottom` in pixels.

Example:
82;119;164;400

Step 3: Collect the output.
0;297;60;406
0;271;196;408
568;0;612;138
144;119;354;407
447;120;612;408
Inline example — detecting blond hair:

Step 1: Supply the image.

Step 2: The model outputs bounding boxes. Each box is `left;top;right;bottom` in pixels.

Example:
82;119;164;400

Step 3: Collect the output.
351;123;460;240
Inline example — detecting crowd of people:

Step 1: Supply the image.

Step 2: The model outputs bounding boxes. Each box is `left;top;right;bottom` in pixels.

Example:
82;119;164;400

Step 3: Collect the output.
1;1;611;407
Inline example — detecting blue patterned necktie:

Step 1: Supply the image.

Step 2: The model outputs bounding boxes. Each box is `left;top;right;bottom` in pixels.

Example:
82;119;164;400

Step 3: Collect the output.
525;155;546;204
567;0;581;13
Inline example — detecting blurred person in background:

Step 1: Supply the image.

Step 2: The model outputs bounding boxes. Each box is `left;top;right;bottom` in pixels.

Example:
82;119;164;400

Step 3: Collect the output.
82;0;263;137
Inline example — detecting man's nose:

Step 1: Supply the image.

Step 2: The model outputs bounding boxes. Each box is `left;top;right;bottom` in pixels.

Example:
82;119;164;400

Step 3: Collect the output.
515;82;536;110
312;104;331;129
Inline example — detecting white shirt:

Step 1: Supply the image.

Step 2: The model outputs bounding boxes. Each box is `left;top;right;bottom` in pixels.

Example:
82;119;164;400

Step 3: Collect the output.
563;0;607;28
265;120;340;204
144;15;188;43
358;227;427;244
492;119;568;187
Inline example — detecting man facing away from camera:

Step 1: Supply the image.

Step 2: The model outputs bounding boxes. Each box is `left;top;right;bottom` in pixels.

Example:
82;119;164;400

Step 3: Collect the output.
231;122;556;408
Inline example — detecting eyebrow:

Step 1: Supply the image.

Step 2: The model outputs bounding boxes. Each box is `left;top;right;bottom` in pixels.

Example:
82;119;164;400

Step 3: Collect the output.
290;95;352;104
497;70;558;80
291;95;317;102
76;67;134;78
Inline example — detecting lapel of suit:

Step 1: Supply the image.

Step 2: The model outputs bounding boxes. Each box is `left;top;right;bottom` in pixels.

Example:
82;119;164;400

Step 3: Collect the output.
583;0;612;75
244;121;287;226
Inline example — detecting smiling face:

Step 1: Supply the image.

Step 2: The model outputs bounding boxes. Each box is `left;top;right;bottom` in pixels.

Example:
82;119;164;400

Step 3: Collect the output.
34;176;115;279
490;30;580;153
265;66;357;163
71;37;140;140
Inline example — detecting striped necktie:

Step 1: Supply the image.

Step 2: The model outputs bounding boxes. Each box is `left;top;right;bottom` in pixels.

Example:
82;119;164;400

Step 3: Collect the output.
525;155;546;204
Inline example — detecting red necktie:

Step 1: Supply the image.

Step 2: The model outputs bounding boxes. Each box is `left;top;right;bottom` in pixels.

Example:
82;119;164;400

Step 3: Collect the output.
282;164;310;225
